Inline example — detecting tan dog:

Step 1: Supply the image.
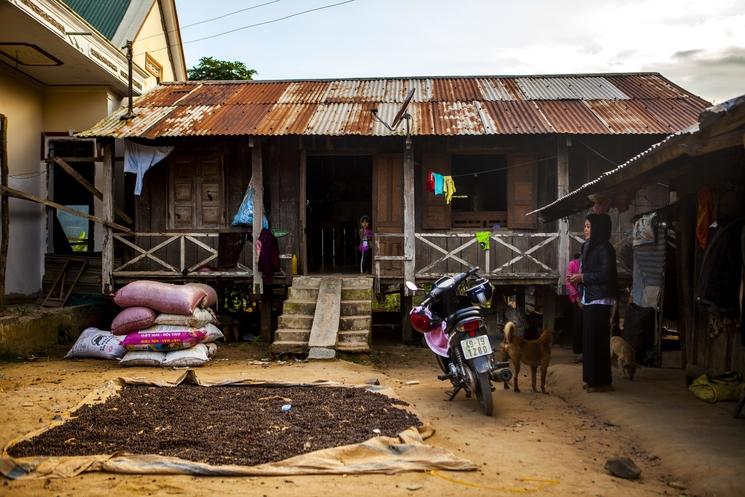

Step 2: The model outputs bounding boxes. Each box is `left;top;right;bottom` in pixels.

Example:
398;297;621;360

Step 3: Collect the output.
501;321;553;394
610;336;637;380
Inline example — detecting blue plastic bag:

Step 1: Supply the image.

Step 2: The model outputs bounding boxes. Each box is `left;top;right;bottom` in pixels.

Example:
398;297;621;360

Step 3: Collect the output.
232;184;268;228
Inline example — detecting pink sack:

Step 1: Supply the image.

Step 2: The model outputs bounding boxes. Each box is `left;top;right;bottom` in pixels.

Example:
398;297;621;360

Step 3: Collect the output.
111;306;157;335
114;281;207;315
121;329;207;352
184;283;218;308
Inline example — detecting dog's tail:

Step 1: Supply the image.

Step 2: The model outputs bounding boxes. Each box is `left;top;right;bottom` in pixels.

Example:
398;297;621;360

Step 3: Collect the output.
503;321;516;343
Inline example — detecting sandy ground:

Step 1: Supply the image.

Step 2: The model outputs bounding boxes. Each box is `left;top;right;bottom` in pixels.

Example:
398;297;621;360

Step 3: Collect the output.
1;342;744;497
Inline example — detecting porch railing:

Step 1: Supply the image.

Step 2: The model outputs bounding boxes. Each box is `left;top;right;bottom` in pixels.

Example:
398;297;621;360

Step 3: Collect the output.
112;233;252;278
374;231;562;286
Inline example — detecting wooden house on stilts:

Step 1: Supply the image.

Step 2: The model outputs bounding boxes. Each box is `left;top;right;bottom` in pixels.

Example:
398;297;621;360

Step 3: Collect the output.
77;73;709;352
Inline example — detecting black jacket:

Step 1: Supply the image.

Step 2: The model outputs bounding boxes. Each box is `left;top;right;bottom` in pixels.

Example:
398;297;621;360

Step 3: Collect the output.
581;240;617;302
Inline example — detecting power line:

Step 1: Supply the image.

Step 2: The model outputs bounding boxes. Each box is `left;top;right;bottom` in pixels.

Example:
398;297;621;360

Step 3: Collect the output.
135;0;283;44
134;0;358;58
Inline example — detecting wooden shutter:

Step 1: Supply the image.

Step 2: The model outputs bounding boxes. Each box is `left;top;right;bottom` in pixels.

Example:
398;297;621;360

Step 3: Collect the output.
506;152;537;230
197;156;223;228
170;156;196;229
169;152;224;229
373;153;403;273
421;153;451;230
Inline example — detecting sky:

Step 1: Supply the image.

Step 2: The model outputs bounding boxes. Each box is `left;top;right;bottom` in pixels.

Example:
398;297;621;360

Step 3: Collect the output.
173;0;745;103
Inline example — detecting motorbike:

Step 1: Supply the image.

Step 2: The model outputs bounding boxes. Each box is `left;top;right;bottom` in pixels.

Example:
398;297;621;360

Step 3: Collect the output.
406;267;512;416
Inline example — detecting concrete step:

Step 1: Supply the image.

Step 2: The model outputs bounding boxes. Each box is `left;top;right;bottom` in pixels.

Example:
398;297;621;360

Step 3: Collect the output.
278;314;314;330
337;330;369;344
340;300;371;315
341;287;373;300
282;299;316;315
289;287;319;300
336;342;371;353
339;315;371;331
341;276;374;289
270;340;308;354
291;277;322;290
274;328;311;342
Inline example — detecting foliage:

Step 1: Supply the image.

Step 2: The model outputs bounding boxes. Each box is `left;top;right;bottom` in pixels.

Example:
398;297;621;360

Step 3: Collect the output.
187;57;257;81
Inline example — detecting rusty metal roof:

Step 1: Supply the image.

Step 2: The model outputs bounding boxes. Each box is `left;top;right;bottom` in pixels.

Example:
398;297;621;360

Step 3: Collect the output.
79;73;710;138
529;94;745;222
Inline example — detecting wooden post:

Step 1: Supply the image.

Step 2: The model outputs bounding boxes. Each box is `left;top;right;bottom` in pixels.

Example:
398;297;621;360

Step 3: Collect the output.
400;288;413;345
261;287;273;344
402;135;415;344
0;116;8;310
541;286;556;333
556;136;570;294
250;138;264;291
101;140;115;294
299;147;307;275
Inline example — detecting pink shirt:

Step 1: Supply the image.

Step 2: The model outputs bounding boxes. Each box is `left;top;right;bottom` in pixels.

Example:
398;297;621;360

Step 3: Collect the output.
566;258;581;303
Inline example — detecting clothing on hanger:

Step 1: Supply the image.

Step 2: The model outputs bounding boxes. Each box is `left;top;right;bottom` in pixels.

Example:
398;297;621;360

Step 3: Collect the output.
444;176;456;204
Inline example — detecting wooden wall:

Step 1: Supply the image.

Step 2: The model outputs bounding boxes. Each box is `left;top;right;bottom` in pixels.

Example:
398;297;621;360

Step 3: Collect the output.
671;148;745;378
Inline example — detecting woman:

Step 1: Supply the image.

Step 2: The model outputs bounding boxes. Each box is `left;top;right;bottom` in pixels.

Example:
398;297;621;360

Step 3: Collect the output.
568;214;617;393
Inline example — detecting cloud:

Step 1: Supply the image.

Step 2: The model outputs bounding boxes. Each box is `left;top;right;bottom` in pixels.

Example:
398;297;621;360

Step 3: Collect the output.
644;47;745;102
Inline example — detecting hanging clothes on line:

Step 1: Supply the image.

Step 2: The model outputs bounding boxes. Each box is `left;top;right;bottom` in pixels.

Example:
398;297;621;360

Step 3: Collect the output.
444;176;456;204
433;173;444;196
426;170;435;193
124;140;174;195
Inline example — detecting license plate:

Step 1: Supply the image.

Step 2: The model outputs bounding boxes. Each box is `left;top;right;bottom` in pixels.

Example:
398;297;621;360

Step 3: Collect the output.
461;335;492;360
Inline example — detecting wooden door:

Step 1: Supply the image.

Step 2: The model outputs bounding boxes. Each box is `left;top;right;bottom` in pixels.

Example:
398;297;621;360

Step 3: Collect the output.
373;153;403;274
421;153;451;230
506;152;537;230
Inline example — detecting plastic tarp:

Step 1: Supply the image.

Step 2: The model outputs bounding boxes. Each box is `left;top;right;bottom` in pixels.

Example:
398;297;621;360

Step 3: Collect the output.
1;371;475;479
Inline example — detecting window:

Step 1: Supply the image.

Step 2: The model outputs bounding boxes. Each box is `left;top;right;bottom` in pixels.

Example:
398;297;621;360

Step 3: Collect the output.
450;155;508;229
168;153;224;230
145;53;163;82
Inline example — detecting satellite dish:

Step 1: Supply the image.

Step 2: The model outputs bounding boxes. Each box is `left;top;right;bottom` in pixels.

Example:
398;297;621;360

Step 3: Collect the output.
391;88;415;130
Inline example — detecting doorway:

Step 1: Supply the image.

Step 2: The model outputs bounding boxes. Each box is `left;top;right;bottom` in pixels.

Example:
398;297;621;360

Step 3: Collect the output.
48;139;95;253
306;156;372;273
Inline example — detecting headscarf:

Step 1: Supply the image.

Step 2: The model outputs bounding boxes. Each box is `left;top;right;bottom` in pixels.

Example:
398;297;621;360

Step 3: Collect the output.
587;213;611;245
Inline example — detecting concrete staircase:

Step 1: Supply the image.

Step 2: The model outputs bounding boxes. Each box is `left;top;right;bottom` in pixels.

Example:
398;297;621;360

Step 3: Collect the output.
270;275;373;357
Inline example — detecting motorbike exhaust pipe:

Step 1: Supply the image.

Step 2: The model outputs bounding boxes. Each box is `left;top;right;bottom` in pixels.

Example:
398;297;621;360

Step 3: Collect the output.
490;367;513;383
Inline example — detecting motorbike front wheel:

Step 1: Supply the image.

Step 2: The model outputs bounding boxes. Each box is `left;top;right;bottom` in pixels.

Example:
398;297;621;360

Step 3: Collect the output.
475;371;494;416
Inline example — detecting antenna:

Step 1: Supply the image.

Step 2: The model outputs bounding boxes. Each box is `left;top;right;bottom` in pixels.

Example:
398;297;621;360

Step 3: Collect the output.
371;88;415;133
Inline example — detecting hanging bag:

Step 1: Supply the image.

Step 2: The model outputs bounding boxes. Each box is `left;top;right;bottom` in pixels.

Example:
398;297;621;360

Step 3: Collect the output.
232;177;268;229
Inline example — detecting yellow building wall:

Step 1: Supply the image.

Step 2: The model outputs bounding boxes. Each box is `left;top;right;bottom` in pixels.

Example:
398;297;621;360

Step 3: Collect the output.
133;1;176;84
43;87;110;133
0;66;45;295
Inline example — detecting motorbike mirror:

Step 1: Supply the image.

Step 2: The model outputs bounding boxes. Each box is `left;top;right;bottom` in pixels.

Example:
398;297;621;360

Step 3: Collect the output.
405;281;419;292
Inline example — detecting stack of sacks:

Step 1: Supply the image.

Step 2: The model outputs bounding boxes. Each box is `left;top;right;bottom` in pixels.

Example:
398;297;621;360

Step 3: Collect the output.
111;281;224;368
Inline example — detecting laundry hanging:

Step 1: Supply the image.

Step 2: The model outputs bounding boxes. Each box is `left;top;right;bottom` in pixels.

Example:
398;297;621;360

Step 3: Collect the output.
124;140;174;195
444;176;456;204
475;231;490;251
426;170;435;193
433;173;444;196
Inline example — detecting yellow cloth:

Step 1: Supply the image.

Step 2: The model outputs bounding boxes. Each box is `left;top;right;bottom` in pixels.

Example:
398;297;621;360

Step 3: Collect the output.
444;176;456;204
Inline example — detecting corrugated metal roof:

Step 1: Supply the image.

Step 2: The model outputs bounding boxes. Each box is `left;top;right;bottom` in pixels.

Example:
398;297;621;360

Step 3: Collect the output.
79;73;710;138
63;0;132;40
529;94;745;221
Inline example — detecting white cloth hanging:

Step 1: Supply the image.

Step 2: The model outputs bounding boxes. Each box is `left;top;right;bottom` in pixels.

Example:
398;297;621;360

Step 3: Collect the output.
124;140;174;195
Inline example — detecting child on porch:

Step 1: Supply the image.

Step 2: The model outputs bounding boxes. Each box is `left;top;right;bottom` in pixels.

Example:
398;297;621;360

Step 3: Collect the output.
359;215;373;273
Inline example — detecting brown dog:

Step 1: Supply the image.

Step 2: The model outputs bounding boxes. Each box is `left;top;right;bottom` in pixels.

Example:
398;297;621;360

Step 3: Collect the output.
501;321;553;394
610;336;637;380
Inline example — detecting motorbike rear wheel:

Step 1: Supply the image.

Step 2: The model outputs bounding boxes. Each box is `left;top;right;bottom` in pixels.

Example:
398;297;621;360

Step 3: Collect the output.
475;371;494;416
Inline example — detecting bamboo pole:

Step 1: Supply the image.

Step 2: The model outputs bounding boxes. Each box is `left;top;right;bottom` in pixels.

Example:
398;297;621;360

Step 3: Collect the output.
0;185;131;233
0;116;7;310
51;157;133;224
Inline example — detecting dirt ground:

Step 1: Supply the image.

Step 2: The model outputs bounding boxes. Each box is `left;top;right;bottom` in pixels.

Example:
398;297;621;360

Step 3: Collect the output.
1;342;744;497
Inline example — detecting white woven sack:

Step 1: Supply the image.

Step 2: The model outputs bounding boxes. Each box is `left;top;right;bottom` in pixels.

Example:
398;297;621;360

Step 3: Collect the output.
162;343;210;367
120;350;166;367
154;308;216;328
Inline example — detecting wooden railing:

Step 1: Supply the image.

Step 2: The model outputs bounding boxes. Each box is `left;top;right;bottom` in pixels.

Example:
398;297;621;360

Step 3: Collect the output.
374;230;563;285
113;233;252;278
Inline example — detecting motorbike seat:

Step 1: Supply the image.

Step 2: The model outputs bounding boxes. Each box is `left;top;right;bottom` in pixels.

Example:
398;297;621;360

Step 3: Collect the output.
449;306;481;322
